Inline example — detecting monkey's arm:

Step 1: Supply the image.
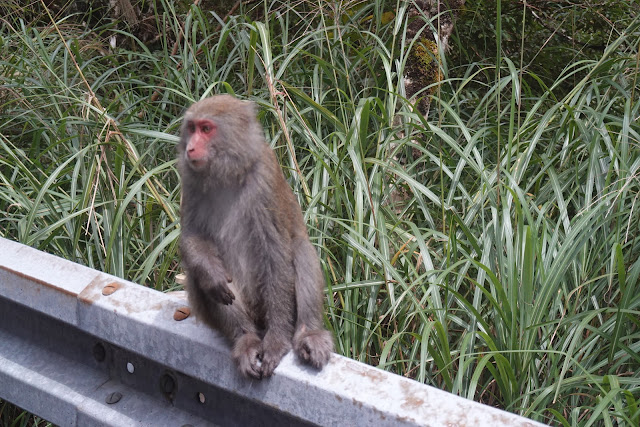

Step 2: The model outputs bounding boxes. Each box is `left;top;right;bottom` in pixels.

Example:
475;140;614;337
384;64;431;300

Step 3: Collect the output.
180;233;235;305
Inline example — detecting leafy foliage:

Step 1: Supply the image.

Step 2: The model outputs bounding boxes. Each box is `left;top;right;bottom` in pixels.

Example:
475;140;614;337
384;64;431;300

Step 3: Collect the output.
1;1;639;424
454;0;639;91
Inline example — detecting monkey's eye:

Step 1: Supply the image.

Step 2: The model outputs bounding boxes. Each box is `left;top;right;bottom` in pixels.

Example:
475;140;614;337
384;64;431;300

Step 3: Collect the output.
187;122;196;133
201;124;211;134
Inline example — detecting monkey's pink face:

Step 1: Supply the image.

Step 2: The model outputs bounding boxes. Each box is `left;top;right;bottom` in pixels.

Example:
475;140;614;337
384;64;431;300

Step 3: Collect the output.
184;118;217;170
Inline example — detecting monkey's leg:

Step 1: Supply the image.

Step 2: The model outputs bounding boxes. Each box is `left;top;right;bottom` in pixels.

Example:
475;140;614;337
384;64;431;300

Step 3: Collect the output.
259;285;296;377
188;281;264;379
253;246;297;378
181;234;263;379
292;240;334;369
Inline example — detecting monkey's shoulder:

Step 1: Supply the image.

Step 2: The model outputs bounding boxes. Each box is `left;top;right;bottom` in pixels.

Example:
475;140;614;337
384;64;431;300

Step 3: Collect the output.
248;156;302;208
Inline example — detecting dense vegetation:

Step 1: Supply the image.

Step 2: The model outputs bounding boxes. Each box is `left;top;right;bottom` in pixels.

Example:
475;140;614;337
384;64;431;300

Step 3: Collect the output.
1;1;639;425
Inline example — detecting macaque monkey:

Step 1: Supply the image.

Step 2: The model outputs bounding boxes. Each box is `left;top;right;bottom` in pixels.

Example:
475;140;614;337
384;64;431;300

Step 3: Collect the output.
178;95;333;379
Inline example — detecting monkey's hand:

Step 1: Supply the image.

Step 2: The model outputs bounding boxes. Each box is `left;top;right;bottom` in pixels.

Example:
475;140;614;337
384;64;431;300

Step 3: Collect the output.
260;331;292;378
200;272;235;305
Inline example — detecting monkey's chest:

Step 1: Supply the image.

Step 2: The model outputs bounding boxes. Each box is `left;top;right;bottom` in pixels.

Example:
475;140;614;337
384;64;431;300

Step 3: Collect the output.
191;189;274;289
207;215;259;283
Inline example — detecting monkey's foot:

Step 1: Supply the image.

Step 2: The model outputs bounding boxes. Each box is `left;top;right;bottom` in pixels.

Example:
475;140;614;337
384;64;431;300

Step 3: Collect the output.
260;334;291;378
232;333;263;379
293;328;334;369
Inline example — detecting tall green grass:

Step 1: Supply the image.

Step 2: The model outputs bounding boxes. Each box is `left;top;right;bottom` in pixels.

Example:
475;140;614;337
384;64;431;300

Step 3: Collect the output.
1;2;639;424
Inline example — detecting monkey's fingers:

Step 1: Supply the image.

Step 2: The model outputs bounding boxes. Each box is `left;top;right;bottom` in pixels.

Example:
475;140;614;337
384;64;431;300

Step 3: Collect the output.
259;352;281;378
232;333;263;380
294;329;333;369
208;282;235;305
239;357;263;380
260;336;290;378
218;285;236;305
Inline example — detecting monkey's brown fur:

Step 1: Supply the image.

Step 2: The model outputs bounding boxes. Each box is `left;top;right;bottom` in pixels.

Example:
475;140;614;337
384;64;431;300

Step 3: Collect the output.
178;95;333;379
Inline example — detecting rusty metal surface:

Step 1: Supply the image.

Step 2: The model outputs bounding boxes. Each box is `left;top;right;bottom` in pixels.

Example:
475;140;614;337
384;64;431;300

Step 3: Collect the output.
0;293;217;427
0;237;546;426
0;238;99;325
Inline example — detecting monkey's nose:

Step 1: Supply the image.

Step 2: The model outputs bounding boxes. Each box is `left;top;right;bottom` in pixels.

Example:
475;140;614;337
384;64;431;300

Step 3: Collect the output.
187;148;203;161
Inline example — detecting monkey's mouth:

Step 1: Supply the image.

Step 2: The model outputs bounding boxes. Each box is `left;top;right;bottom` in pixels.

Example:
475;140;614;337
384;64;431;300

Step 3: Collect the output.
188;158;207;171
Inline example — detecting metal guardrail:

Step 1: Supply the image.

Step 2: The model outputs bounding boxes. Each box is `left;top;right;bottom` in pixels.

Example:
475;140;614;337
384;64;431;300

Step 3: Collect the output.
0;237;544;426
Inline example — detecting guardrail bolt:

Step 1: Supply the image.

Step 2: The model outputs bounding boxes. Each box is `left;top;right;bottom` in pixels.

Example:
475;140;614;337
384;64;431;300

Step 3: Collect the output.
173;306;191;321
106;391;122;404
160;373;176;394
102;282;121;296
93;342;106;362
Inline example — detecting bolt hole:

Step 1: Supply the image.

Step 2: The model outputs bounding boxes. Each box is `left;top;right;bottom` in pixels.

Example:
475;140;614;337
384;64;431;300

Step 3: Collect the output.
198;392;206;404
105;391;122;404
160;372;176;395
93;342;106;362
126;362;135;374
